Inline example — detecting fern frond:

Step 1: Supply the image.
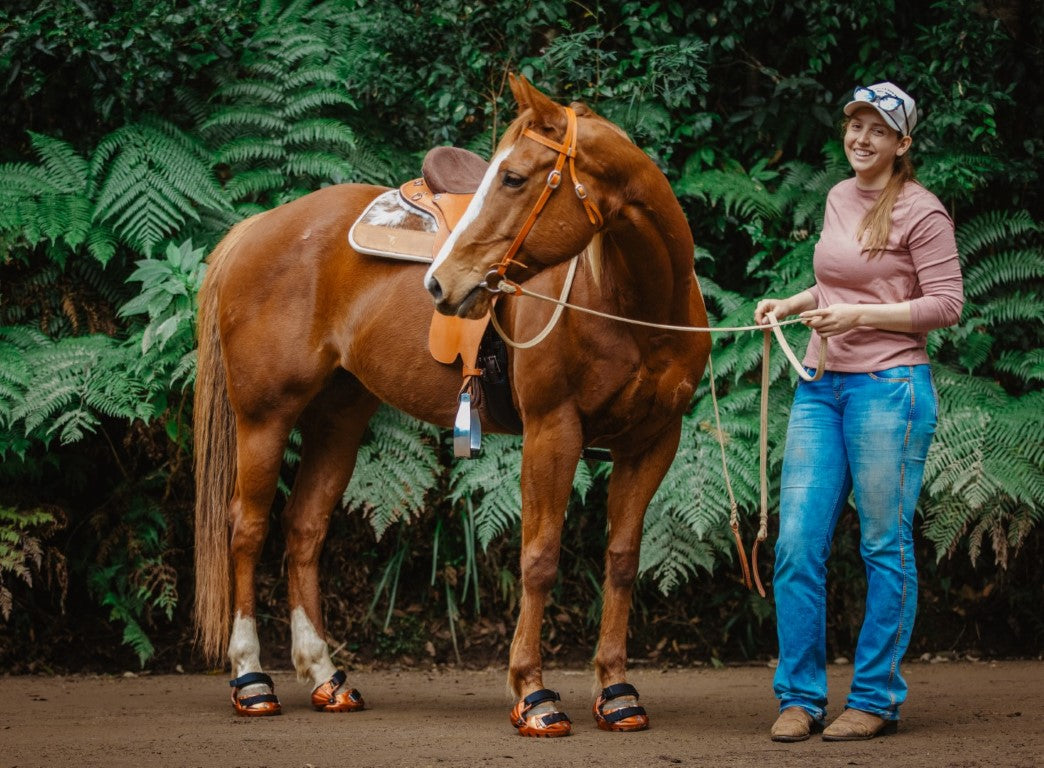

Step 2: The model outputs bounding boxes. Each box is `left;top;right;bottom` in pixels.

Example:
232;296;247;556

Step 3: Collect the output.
995;348;1044;382
449;435;523;548
0;163;63;197
676;168;781;221
342;406;441;539
212;79;286;105
200;108;290;135
285;66;343;90
639;506;719;594
962;249;1044;298
977;292;1043;324
284;151;355;180
283;118;356;148
27;132;89;192
956;209;1038;257
281;88;355;119
223;169;288;200
90;121;230;254
215;137;287;166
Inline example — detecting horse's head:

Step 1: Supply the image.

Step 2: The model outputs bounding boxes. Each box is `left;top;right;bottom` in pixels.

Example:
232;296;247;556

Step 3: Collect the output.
424;75;611;318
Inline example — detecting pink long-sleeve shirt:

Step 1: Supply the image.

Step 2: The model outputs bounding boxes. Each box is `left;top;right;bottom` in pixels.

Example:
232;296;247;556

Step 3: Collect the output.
803;178;964;371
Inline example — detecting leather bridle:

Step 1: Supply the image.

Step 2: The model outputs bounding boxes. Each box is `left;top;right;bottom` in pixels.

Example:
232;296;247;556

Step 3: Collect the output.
481;107;604;292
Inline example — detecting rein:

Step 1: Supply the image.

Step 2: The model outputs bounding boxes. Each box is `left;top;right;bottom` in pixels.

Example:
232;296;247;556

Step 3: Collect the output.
476;104;826;596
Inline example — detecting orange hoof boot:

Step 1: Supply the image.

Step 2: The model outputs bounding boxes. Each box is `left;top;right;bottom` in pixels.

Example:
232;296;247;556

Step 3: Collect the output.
593;683;649;732
311;670;365;713
510;688;572;737
229;672;282;717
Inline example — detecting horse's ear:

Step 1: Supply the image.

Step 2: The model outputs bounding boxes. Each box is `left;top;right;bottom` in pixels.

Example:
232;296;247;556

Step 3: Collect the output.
508;73;560;123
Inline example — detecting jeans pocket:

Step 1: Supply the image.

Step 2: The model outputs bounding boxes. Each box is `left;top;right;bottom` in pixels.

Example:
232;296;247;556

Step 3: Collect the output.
867;366;911;383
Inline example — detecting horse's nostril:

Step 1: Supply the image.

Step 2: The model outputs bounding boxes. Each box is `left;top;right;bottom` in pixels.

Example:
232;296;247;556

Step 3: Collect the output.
425;275;443;303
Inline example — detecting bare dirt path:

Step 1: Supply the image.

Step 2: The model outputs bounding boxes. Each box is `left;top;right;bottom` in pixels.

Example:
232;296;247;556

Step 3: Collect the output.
1;661;1041;768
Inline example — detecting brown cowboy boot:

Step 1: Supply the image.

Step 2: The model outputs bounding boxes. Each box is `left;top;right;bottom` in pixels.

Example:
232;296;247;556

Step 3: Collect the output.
822;708;898;741
770;707;822;742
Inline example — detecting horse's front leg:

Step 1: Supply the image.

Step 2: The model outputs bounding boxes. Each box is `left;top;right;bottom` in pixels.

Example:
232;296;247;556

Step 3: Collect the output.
508;411;582;737
592;424;683;732
283;387;379;713
227;415;295;717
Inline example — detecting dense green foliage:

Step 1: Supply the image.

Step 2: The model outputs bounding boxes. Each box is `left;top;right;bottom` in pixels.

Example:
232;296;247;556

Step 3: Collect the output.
1;0;1041;668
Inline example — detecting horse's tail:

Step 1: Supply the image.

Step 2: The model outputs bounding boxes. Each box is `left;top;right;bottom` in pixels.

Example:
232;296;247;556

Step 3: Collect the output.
193;216;259;664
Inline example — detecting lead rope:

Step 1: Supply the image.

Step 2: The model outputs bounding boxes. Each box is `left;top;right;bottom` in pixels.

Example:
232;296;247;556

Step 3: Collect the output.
491;275;826;593
489;256;579;349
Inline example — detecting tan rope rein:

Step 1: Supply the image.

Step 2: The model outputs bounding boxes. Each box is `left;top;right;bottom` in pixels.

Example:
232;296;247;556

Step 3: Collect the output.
490;276;826;596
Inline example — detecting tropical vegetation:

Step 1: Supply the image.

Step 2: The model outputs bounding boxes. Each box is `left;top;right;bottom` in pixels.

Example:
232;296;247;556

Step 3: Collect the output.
1;0;1040;670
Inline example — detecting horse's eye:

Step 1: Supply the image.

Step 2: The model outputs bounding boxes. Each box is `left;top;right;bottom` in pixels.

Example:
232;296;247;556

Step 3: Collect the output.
502;171;525;188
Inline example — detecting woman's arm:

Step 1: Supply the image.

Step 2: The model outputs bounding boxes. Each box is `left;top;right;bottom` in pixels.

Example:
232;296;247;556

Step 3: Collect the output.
797;301;913;338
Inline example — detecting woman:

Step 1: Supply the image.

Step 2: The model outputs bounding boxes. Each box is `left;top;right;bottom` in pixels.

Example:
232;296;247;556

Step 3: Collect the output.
755;82;964;742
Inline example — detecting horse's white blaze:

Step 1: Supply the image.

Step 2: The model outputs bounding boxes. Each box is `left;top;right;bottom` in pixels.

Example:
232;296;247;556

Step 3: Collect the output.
290;606;337;686
424;145;514;281
228;613;262;679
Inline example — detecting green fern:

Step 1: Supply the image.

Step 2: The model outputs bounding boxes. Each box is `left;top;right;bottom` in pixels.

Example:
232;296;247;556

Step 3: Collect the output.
90;120;233;255
448;435;523;548
0;133;114;262
0;505;65;621
675;163;781;222
199;9;370;207
342;406;443;539
87;497;178;667
922;371;1043;564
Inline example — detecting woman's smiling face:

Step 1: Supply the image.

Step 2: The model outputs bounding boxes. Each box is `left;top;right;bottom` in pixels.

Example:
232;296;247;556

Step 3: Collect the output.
844;106;911;189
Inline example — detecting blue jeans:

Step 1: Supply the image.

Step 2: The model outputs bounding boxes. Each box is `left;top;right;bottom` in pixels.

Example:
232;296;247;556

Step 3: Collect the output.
772;365;938;722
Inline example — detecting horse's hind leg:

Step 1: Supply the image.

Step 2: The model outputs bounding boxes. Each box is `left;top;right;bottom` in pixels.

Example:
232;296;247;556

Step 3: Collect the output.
227;412;297;716
283;378;379;712
592;427;682;732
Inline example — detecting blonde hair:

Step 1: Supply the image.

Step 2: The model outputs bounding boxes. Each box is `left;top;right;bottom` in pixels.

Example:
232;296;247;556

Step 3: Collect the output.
845;117;916;258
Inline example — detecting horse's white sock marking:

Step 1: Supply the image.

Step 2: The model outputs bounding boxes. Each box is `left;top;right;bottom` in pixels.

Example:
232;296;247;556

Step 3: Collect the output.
291;606;337;687
424;145;514;281
228;613;264;690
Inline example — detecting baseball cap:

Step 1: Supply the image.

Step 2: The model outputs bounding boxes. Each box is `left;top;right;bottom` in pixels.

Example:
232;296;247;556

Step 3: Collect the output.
843;82;918;136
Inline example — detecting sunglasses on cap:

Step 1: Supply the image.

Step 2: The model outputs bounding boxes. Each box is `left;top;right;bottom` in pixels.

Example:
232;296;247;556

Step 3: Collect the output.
852;86;910;134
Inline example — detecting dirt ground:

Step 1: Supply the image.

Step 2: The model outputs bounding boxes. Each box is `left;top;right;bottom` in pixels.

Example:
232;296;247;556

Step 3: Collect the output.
1;660;1041;768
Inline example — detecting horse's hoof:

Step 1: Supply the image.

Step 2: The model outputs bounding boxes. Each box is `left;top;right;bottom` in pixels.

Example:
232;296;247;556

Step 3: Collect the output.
593;682;649;732
510;688;572;737
311;669;365;713
229;672;282;717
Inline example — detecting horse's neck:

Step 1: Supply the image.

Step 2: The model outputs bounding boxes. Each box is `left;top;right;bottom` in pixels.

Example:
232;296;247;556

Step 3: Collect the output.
600;179;696;325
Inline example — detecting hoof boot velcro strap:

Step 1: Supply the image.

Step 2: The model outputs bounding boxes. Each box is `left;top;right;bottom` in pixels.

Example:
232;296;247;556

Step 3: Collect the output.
322;669;348;692
601;705;647;723
229;672;275;690
522;688;561;709
600;682;640;701
536;711;570;727
236;692;280;708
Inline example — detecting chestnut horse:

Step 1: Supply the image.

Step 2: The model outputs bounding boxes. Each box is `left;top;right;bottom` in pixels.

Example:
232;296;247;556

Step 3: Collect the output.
194;75;710;735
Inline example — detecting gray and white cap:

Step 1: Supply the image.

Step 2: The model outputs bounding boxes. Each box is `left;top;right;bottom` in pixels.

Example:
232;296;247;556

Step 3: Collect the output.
844;82;917;136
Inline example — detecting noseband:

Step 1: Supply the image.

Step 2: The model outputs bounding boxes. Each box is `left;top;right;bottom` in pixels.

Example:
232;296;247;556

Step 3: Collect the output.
482;107;604;292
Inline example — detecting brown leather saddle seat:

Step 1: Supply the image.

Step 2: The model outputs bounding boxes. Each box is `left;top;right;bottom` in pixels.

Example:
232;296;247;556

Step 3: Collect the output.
421;146;489;194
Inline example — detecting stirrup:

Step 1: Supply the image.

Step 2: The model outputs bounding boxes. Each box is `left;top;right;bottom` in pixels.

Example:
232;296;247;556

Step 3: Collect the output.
453;390;482;458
